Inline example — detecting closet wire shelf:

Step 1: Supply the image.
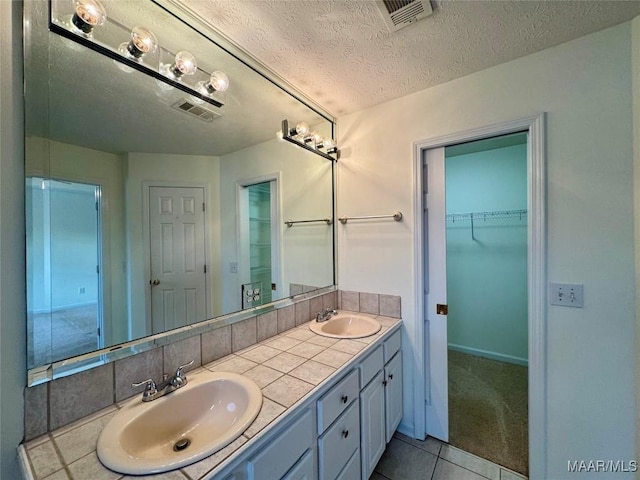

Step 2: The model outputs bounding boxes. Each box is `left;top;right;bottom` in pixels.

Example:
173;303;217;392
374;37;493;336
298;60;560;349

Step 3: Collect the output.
446;209;527;240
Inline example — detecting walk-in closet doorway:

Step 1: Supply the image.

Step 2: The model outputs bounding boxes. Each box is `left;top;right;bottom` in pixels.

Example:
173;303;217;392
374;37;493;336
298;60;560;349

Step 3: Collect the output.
412;115;546;479
444;133;529;475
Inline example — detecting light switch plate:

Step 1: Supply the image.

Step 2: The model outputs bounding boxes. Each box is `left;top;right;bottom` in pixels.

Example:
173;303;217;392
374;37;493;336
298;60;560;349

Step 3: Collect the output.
550;282;584;308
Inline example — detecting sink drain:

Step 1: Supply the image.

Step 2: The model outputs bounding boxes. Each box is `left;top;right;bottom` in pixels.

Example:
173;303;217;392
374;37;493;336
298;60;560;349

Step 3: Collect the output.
173;438;191;452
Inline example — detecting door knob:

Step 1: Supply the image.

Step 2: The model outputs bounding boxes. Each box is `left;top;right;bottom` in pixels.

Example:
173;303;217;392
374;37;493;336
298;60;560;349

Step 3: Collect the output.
151;279;160;286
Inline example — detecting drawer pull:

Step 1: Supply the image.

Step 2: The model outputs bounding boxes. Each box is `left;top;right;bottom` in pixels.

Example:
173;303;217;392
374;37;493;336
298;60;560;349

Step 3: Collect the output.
342;429;349;439
341;395;348;404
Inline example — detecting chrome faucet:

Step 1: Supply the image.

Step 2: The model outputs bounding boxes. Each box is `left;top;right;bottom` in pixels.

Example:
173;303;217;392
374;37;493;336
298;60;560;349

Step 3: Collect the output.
132;360;194;402
316;308;337;322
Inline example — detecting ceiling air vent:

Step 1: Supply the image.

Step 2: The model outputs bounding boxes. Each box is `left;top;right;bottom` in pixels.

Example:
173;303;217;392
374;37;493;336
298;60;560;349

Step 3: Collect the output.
171;99;221;122
376;0;433;32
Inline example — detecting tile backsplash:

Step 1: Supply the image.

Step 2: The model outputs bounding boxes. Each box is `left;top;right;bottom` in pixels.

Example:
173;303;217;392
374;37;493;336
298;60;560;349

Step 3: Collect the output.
23;289;400;441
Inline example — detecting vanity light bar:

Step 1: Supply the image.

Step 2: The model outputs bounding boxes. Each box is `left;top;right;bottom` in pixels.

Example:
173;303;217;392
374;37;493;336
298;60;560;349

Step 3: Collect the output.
280;120;338;162
49;2;227;109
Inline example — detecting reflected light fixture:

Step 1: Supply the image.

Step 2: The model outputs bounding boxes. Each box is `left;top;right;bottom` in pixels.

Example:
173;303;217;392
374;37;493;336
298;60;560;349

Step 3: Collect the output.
70;0;107;35
119;26;158;59
279;119;338;161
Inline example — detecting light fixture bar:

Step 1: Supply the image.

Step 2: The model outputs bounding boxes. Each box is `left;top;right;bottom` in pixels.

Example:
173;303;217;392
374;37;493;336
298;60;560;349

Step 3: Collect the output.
280;120;338;162
49;19;224;109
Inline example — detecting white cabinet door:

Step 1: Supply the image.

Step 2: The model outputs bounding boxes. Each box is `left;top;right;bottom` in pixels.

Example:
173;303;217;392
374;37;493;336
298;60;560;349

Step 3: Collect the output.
360;371;385;480
282;449;316;480
384;351;403;443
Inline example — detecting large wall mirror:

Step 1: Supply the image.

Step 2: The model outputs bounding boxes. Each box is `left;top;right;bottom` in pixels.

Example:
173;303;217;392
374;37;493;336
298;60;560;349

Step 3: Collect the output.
25;0;336;384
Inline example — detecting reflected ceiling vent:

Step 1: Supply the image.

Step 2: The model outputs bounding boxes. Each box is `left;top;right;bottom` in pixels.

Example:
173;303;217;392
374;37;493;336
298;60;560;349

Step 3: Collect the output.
376;0;433;32
171;99;221;122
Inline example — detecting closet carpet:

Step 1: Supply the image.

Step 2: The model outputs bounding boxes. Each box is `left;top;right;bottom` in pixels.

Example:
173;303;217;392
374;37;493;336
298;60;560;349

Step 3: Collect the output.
448;349;528;476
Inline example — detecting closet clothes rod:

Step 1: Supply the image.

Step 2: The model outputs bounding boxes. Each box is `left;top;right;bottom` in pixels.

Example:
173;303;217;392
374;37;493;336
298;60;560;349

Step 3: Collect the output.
285;218;333;227
446;209;527;241
446;209;527;222
338;211;403;224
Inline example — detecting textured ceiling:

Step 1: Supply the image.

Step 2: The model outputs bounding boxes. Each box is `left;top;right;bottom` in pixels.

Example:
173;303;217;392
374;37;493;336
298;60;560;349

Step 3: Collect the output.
181;0;640;116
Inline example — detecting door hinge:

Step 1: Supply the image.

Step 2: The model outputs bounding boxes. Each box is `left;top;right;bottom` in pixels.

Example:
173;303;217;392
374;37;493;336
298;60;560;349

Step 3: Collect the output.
202;202;205;212
271;283;276;290
436;303;448;315
204;264;207;274
97;327;101;337
96;265;100;274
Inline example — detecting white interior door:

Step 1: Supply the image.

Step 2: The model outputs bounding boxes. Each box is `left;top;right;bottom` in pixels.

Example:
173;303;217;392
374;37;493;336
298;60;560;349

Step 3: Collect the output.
149;186;207;333
424;147;449;442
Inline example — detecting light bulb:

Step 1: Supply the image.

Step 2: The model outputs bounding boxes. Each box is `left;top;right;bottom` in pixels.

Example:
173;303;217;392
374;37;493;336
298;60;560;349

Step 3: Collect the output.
196;71;230;97
318;138;338;154
71;0;107;35
310;132;324;145
126;26;157;58
169;51;197;78
208;71;229;92
289;122;309;137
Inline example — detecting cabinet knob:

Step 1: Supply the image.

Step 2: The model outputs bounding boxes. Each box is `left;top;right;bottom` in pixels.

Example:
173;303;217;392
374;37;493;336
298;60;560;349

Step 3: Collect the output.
382;380;387;386
388;373;394;380
342;429;349;439
341;395;348;404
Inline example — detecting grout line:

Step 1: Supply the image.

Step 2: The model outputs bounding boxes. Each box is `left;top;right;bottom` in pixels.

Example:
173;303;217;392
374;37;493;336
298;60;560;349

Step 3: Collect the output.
437;457;494;480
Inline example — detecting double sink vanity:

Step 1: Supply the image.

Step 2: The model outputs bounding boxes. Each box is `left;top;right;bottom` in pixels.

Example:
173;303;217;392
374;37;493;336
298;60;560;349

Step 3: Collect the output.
20;310;403;480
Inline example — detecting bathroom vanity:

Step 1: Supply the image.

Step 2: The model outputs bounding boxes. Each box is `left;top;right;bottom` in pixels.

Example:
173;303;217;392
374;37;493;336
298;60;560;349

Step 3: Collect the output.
19;312;403;480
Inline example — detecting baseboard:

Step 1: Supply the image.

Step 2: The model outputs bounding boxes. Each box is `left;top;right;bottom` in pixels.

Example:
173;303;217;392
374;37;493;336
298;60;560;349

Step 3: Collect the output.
29;301;98;315
397;420;415;439
448;343;528;367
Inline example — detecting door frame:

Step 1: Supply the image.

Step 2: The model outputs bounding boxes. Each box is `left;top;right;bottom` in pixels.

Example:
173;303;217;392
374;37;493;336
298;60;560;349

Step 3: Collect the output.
142;182;211;333
236;172;283;305
412;114;546;478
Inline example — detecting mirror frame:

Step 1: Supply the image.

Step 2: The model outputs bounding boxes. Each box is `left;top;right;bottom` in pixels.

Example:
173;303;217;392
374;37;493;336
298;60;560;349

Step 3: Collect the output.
26;0;338;386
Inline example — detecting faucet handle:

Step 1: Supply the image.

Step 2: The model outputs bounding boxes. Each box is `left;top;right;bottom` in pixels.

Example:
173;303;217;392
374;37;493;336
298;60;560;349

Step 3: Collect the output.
172;360;194;388
176;359;195;375
131;378;158;400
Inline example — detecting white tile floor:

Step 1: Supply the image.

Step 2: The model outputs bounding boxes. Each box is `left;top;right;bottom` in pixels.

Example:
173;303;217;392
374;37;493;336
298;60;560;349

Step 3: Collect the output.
373;433;528;480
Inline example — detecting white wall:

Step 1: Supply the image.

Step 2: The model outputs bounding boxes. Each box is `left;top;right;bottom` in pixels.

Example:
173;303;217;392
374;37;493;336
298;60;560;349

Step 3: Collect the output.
338;22;636;479
125;152;221;338
633;15;640;470
0;0;25;477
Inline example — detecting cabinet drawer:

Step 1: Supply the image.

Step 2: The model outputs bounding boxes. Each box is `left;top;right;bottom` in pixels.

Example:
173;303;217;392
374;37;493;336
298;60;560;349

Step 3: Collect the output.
318;401;360;480
336;448;360;480
317;369;359;434
282;449;315;480
383;329;401;363
248;409;314;480
359;345;383;387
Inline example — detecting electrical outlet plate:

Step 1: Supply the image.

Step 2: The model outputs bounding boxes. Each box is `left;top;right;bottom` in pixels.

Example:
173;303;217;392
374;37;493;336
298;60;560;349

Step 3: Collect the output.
550;282;584;308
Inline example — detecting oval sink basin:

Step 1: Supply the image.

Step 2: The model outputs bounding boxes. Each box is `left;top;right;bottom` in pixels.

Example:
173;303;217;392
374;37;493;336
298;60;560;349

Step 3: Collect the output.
97;370;262;475
309;312;381;339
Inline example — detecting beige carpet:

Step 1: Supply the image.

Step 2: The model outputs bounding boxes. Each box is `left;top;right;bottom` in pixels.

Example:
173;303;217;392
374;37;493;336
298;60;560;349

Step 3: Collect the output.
28;304;99;366
448;349;528;476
